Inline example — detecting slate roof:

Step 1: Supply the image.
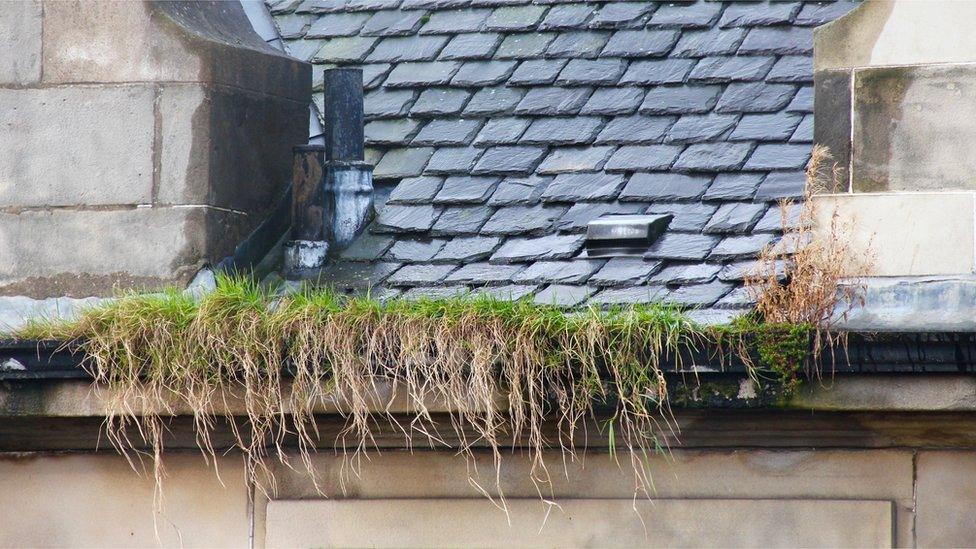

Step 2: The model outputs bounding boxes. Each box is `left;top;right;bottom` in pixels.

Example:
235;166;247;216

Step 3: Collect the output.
268;0;857;320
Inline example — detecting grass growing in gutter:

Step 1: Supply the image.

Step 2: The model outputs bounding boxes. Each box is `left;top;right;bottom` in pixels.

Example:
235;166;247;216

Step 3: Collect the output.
12;276;818;505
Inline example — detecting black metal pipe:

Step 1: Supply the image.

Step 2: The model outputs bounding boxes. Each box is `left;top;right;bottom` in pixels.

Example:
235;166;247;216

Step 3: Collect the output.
322;68;364;163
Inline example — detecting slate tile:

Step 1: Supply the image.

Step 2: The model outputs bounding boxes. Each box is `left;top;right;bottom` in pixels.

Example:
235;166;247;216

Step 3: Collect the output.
646;202;718;231
717;259;781;283
473;117;532;146
366;35;449;62
591;286;669;305
673;142;754;171
672;27;747;57
412;119;485;146
709;234;776;259
373;204;441;232
424;147;486;174
285;39;325;62
753;202;802;232
703;202;768;233
472;0;537;6
590;258;660;287
513;259;604;284
744;144;811;170
665;113;738;144
430;205;494;235
348;0;402;10
541;172;627;201
580;87;646;115
714;286;756;309
790;114;813;143
271;0;304;14
555;58;628;86
481;205;567;235
313;36;379;63
754;171;806;200
539;4;593;30
387;263;457;286
276;13;312;39
514;87;591;115
496;32;557;58
360;9;427;36
305;12;370;37
491;234;586;262
644;233;720;261
463;86;526;115
619;173;710;201
432;236;503;262
796;1;858;26
321;261;401;289
419;8;492;34
439;33;503;60
401;0;470;8
386;239;447;262
767;55;812;83
688;56;775;83
361;63;394;89
296;0;348;13
702;173;764;201
601;29;680;57
384;61;461;87
410;88;472;116
589;3;655;29
554;201;646;232
399;286;470;300
545;31;612;58
618;59;696;85
715;79;798;113
488;175;552;205
786;85;813;113
639;85;721;115
372;147;434;179
470;284;537;300
485;4;547;30
729;112;803;141
519;117;606;145
472;146;547;174
739;27;813;56
364;118;423;145
339;232;395;260
604;145;683;172
387;176;445;204
536;146;614;174
433;175;498;204
533;285;595;307
667;280;733;307
452;60;518;86
507;58;568;84
650;1;723;28
444;262;525;284
719;2;801;28
651;262;722;285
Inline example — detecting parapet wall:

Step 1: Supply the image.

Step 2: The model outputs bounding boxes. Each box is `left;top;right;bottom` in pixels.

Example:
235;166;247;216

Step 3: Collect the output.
0;1;310;297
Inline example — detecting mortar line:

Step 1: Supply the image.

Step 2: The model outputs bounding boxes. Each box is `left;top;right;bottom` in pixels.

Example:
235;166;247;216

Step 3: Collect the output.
911;449;918;549
151;84;162;205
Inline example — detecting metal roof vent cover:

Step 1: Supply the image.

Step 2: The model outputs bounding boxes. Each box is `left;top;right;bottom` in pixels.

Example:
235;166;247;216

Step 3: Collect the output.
585;214;672;258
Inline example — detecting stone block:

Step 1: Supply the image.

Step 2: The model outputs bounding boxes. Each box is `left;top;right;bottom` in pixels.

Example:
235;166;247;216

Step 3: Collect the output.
811;193;975;276
916;452;976;547
0;0;41;85
0;86;154;207
852;64;976;192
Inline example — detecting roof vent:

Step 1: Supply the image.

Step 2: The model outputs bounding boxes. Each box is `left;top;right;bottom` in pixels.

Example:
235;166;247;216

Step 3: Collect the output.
585;214;672;258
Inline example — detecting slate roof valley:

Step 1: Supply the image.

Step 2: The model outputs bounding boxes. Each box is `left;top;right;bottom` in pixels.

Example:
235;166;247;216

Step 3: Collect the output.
268;0;857;322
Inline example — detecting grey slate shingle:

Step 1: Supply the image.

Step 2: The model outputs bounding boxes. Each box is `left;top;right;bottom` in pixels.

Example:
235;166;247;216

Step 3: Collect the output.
430;205;493;235
591;286;669;305
490;234;585;263
618;59;696;85
744;144;811;170
715;82;797;113
601;29;680;57
651;1;724;28
539;4;593;30
420;8;492;34
594;115;675;144
580;87;646;116
410;88;472;116
619;173;711;202
463;86;526;115
444;262;526;284
719;2;801;28
374;204;441;232
604;145;682;172
473;117;532;146
672;27;747;57
541;172;627;201
703;202;768;233
667;280;733;307
786;86;814;113
485;4;548;31
767;56;813;84
387;176;444;204
384;61;461;87
423;146;484;174
496;32;557;58
672;142;754;172
555;58;628;86
513;260;603;284
373;147;435;179
508;58;569;85
590;258;661;287
688;56;775;83
533;285;595;307
472;146;547;175
439;33;503;60
644;233;720;261
647;202;718;231
432;236;503;262
754;171;807;200
360;9;427;36
796;2;857;26
554;201;646;232
520;117;605;145
451;60;518;86
791;114;814;143
590;2;654;28
412;119;484;146
651;263;721;285
339;232;395;260
488;175;550;206
545;31;612;58
366;35;449;62
313;36;379;62
665;113;738;144
640;85;722;115
730;112;803;141
739;27;813;56
305;12;370;37
702;173;763;201
387;263;457;285
364;118;423;145
536;146;614;175
709;233;776;260
481;205;567;235
365;88;417;118
386;239;447;262
514;87;592;115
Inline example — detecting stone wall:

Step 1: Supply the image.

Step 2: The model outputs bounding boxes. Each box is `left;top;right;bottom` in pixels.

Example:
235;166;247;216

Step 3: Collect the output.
0;1;310;298
4;447;976;547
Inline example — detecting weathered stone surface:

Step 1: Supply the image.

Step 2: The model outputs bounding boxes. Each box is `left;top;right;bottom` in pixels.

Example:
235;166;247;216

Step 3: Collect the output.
545;31;611;58
439;33;503;60
384;61;461;87
640;85;721;115
306;12;370;37
729;112;803;141
514;87;591;115
463;86;526;115
508;58;567;85
665;113;738;144
651;1;722;28
410;88;472;116
364;118;423;145
703;203;767;234
790;114;814;143
488;176;551;206
739;27;812;56
495;32;556;59
491;234;585;263
716;82;797;113
591;286;669;305
430;205;493;235
644;233;720;261
651;263;721;285
314;36;379;62
590;2;653;28
513;260;603;284
590;258;660;287
412;119;484;146
423;147;484;174
420;8;491;34
618;59;696;85
432;236;502;262
443;261;524;284
754;172;806;201
667;280;732;306
619;173;710;202
766;56;812;83
533;284;595;307
788;84;814;113
432;176;499;204
604;145;682;172
688;56;775;83
339;231;396;261
555;59;626;86
673;143;753;171
361;9;426;36
0;86;154;207
0;0;41;85
703;173;763;201
580;87;646;116
474;118;532;147
541;172;626;202
364;88;417;118
672;28;747;57
451;60;517;86
536;147;613;175
539;4;592;30
372;147;434;179
386;263;457;285
373;204;441;233
914;452;976;548
386;239;446;262
709;234;775;260
366;35;449;62
594;115;675;145
520;117;605;146
472;146;547;175
744;144;810;170
481;205;565;235
720;2;801;28
602;29;679;58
